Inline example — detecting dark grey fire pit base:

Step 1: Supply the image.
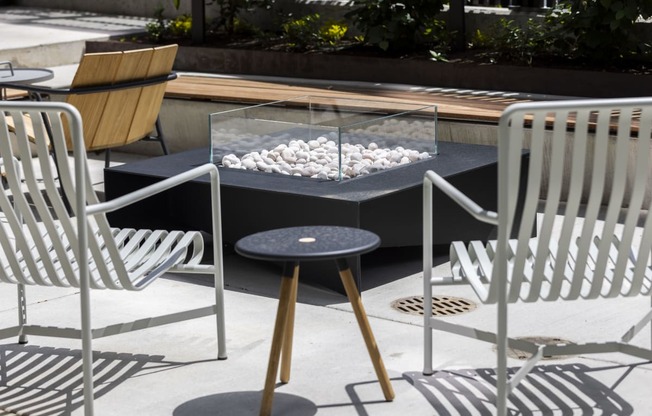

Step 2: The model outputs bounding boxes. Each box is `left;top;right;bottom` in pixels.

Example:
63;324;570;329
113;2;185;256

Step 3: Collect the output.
104;142;528;292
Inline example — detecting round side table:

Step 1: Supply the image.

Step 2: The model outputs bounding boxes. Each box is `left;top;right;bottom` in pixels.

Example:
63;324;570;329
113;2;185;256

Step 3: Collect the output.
235;225;395;416
0;67;54;100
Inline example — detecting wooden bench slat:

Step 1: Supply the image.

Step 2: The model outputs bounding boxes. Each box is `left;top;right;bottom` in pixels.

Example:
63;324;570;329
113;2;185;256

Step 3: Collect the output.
165;75;522;124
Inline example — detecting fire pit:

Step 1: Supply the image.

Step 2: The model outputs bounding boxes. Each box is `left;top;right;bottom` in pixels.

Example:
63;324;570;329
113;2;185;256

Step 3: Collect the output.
105;97;522;291
210;96;438;180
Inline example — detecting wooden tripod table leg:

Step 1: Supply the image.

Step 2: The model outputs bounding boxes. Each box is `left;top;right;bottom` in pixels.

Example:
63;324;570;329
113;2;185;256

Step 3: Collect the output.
336;258;395;401
260;261;298;416
280;263;299;383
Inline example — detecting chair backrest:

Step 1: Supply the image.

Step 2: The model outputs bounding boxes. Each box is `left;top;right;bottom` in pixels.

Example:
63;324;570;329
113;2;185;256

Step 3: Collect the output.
66;44;177;151
494;98;652;303
0;101;132;289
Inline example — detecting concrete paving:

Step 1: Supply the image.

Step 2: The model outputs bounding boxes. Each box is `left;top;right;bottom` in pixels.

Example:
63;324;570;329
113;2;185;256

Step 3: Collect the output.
1;6;651;416
0;6;151;68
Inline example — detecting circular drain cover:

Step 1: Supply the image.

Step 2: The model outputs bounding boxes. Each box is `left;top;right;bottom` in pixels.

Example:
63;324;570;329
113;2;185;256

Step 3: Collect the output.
503;336;576;360
391;295;476;317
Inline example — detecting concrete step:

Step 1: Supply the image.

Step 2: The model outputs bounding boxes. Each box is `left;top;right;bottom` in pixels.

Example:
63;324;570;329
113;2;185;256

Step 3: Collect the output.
0;6;151;67
1;40;89;68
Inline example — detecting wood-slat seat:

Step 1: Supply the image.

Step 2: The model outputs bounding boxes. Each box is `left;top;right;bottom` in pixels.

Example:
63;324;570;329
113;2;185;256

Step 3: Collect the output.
11;45;178;166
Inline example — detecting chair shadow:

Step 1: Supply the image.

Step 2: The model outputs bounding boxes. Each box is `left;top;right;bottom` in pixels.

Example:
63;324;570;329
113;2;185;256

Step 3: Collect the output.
174;391;317;416
404;362;641;415
0;343;176;416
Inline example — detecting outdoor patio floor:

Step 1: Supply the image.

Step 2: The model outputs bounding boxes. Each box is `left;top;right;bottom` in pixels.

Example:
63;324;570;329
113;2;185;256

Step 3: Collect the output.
1;6;651;415
1;230;650;415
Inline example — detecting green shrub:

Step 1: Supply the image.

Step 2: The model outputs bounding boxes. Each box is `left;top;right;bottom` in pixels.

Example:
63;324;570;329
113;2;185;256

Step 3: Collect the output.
481;18;552;65
319;20;349;47
145;9;192;42
168;14;192;38
231;17;261;37
282;13;321;50
477;1;652;66
345;0;446;52
545;0;652;62
145;7;167;42
210;0;272;35
417;19;456;55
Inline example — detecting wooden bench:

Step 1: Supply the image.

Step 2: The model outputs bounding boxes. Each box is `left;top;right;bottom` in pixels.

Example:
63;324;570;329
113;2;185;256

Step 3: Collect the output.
164;74;530;124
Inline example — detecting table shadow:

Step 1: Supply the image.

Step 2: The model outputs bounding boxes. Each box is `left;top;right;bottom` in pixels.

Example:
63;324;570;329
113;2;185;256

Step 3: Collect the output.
174;391;317;416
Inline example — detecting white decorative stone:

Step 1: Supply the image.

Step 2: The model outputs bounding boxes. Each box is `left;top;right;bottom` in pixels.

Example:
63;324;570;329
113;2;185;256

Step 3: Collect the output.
216;126;433;179
242;159;257;170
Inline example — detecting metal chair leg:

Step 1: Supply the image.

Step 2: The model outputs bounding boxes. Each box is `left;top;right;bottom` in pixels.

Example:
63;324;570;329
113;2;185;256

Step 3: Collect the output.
155;117;169;155
17;284;27;344
104;148;111;169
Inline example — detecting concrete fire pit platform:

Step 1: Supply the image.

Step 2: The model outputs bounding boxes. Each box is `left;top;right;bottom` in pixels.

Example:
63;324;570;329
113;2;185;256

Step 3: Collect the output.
105;141;528;290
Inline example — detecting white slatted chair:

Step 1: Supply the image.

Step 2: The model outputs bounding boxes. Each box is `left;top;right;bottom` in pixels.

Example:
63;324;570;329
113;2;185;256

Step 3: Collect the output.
0;101;227;415
423;97;652;416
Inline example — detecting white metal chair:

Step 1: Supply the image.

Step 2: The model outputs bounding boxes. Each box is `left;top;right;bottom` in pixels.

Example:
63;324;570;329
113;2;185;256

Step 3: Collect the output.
423;97;652;415
0;101;226;415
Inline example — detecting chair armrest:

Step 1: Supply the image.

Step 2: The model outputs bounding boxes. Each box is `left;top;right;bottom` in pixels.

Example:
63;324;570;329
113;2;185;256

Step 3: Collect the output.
424;170;498;225
87;163;218;216
2;73;177;96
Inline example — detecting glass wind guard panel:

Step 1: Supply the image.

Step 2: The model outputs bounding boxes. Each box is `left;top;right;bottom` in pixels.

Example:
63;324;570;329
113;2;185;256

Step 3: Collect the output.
210;96;438;181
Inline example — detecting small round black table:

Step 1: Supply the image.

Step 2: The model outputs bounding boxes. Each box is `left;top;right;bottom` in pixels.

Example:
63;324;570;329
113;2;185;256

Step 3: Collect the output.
235;225;395;416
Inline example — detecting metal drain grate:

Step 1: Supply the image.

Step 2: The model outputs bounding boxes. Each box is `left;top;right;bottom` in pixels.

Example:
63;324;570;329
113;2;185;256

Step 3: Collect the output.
391;295;477;317
503;336;576;360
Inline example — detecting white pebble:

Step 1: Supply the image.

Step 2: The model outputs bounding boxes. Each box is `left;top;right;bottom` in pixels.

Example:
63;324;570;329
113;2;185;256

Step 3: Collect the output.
242;159;257;170
256;161;270;172
220;135;432;179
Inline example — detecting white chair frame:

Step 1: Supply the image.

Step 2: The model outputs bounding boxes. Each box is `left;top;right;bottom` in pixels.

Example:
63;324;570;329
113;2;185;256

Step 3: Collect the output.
424;97;652;415
0;101;226;416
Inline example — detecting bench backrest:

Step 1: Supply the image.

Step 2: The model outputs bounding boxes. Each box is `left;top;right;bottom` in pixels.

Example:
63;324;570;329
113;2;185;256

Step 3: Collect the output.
495;98;652;302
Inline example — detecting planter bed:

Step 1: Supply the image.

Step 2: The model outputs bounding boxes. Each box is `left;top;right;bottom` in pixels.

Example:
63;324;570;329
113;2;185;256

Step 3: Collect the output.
87;40;652;98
